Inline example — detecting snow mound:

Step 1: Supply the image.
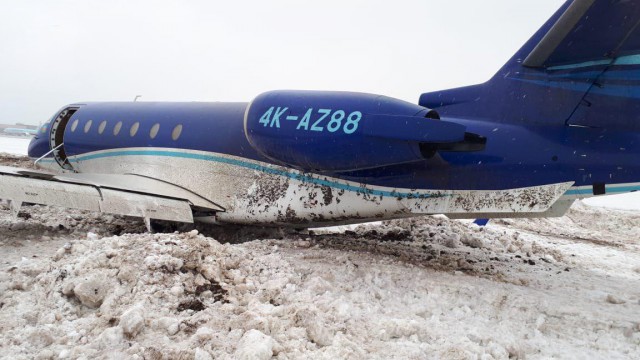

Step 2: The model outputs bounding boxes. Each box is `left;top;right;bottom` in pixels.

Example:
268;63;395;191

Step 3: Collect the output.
0;158;639;358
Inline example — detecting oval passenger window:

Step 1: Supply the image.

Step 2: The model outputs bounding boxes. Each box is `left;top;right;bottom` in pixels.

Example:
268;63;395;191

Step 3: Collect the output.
171;124;183;141
149;123;160;139
130;122;140;137
84;120;93;133
98;121;107;134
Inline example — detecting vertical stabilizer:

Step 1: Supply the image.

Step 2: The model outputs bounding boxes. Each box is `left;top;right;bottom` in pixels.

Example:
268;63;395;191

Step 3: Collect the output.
420;0;640;131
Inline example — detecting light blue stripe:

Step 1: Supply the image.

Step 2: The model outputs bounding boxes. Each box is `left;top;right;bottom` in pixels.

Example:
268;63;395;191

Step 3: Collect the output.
565;188;593;195
510;77;640;99
566;185;640;196
547;59;612;71
603;185;640;193
613;54;640;66
546;54;640;71
519;69;640;81
70;149;446;199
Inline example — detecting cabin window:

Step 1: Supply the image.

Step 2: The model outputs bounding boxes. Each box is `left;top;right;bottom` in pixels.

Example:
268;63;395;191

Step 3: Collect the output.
130;122;140;137
171;124;183;141
98;121;107;134
70;119;79;132
84;120;93;133
149;123;160;139
113;121;123;135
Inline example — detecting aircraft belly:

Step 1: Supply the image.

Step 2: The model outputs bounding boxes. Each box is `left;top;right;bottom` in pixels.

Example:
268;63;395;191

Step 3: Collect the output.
60;148;574;226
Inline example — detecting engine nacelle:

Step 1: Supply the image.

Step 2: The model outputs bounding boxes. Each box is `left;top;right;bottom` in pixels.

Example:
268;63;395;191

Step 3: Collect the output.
244;90;468;172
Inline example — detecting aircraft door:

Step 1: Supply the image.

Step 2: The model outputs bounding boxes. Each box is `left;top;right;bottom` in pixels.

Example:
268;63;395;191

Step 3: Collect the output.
49;107;78;171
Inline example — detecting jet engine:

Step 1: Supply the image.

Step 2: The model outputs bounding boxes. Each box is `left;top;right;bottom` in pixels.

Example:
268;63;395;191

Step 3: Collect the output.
244;90;479;172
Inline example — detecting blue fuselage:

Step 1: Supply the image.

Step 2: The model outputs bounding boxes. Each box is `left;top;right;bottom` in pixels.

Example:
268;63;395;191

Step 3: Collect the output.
27;101;640;198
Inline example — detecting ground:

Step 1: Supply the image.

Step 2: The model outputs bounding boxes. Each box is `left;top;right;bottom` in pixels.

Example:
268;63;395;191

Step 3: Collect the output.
0;151;639;359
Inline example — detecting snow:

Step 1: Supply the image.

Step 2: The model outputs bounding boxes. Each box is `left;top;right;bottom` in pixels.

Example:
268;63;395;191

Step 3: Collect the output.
0;135;31;156
0;194;639;359
0;150;639;358
584;192;640;211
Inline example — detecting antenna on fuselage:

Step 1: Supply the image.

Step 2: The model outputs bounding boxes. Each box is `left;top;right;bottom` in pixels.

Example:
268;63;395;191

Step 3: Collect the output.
133;95;142;102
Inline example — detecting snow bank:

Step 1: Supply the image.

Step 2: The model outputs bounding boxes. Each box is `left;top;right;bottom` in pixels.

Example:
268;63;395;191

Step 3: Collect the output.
0;136;31;156
1;200;639;359
0;154;639;358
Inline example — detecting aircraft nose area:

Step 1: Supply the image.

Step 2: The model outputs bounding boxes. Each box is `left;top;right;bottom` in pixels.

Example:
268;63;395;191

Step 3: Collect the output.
27;135;49;160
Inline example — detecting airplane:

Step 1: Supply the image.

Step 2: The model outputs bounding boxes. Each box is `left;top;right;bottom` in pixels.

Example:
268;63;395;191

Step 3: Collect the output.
2;128;38;136
1;0;639;231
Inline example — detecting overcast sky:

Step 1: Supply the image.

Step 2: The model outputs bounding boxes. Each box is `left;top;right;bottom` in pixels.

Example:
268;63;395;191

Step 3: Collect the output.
0;0;565;125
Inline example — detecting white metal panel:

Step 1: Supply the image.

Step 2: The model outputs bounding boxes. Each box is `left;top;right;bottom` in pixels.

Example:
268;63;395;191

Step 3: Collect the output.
0;169;195;224
99;189;193;223
400;182;574;216
446;199;576;220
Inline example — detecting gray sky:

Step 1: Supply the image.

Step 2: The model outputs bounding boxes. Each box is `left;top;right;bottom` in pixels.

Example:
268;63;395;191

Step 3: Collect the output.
0;0;565;125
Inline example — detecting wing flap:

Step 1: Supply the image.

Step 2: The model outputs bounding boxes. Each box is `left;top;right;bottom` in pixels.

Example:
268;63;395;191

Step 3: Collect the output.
51;173;224;211
2;174;101;212
98;189;193;222
0;167;207;223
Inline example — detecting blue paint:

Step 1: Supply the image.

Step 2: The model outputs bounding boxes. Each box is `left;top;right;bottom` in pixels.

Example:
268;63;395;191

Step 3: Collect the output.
509;77;640;99
244;90;464;172
547;59;612;71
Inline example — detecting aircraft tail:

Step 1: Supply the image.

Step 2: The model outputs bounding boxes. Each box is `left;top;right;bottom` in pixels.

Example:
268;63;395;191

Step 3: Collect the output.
420;0;640;131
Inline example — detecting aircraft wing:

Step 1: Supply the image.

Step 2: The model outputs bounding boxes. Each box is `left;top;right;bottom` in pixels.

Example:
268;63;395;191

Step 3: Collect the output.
0;166;224;229
524;0;640;68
